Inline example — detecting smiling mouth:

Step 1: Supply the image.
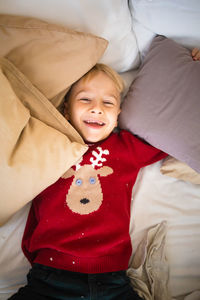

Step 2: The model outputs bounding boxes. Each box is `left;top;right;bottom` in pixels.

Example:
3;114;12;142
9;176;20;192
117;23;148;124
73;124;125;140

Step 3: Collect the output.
84;120;105;127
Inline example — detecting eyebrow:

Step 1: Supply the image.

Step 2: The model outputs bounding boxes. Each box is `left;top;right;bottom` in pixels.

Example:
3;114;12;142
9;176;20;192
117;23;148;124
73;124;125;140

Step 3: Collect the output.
74;90;91;97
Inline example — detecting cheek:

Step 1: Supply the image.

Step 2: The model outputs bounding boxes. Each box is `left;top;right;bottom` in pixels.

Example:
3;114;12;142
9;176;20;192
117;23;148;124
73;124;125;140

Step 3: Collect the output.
112;109;120;125
69;107;84;130
107;114;118;129
68;104;79;121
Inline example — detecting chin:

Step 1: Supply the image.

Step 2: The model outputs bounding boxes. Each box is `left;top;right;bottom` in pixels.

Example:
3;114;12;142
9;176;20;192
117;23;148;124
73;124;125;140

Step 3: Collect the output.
85;134;110;143
85;137;101;143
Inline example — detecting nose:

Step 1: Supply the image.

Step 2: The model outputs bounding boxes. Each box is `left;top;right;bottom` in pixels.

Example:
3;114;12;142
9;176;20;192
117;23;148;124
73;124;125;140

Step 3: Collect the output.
90;101;103;114
80;198;90;204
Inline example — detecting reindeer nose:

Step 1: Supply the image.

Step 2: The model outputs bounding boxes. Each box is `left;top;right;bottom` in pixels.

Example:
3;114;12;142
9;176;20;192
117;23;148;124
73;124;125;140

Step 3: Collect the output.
80;198;90;204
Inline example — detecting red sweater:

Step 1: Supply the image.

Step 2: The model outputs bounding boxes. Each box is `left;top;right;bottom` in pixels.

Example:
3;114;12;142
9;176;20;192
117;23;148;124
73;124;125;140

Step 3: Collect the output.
22;130;167;274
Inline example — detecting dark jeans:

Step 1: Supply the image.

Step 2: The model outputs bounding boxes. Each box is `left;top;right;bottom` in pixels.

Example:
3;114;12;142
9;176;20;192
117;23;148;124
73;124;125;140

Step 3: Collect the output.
8;263;143;300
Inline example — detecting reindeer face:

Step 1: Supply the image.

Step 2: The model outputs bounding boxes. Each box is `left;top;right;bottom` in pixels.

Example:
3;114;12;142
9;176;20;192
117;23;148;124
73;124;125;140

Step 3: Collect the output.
62;146;113;215
62;164;113;215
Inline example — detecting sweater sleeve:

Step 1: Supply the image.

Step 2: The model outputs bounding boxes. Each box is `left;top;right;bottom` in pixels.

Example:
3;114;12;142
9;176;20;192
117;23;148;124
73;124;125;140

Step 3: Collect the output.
121;130;168;169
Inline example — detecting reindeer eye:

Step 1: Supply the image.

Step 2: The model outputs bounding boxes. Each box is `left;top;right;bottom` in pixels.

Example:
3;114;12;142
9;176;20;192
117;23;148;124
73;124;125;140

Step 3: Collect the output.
89;177;96;184
75;179;82;186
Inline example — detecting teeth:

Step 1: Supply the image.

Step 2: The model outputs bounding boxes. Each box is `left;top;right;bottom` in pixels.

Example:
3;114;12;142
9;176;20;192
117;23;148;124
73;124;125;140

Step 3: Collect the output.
85;120;104;125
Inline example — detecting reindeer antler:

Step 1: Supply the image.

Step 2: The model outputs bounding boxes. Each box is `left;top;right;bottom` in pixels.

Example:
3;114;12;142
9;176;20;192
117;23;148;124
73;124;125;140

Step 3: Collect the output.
90;147;109;168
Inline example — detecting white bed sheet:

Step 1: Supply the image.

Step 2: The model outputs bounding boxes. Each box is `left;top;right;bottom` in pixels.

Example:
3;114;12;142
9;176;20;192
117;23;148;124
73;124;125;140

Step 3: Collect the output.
130;161;200;299
0;203;31;300
0;1;200;299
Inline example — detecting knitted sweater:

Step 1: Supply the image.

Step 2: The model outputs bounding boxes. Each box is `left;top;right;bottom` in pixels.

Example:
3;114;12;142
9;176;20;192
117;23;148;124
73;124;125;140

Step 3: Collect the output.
22;130;167;274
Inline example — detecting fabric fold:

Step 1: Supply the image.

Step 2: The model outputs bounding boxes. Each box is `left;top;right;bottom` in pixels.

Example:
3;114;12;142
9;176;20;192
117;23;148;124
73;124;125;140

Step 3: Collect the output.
127;221;170;300
0;58;88;225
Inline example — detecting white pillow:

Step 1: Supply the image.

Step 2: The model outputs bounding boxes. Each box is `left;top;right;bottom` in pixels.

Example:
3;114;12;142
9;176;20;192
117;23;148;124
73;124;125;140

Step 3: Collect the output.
0;0;140;72
129;0;200;57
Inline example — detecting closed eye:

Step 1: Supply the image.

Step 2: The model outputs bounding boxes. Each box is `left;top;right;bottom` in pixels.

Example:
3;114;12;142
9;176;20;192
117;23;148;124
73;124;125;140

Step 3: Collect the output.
80;98;91;102
103;100;114;106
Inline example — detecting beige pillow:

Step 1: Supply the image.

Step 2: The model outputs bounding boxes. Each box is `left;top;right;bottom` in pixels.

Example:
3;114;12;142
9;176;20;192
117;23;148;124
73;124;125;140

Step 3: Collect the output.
0;15;107;225
0;14;108;102
161;156;200;185
0;58;88;226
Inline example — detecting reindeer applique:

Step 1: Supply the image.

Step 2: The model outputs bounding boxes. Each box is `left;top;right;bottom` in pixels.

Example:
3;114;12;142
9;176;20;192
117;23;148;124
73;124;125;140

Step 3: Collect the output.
61;147;113;215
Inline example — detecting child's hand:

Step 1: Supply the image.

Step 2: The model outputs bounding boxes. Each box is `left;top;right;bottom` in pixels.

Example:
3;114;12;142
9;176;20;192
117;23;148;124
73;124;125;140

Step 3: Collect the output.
192;48;200;61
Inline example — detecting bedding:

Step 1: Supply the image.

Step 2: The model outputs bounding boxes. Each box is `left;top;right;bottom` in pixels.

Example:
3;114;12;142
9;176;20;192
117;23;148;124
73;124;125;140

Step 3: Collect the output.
130;161;200;299
119;35;200;173
161;156;200;185
0;1;200;300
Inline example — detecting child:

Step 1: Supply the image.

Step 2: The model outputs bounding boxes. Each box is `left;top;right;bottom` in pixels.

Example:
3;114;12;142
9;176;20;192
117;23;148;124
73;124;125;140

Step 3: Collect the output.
9;49;200;300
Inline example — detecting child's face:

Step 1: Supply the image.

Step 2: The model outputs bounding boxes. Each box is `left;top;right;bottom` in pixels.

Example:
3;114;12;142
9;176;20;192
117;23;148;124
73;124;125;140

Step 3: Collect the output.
64;71;121;143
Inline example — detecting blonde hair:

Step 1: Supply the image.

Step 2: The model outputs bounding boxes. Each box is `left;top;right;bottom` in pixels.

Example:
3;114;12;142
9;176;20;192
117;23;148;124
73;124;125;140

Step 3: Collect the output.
81;63;125;95
65;63;125;102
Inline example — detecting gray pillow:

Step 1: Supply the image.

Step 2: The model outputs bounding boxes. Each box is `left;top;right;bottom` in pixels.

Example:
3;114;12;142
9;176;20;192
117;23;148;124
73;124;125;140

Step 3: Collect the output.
119;35;200;173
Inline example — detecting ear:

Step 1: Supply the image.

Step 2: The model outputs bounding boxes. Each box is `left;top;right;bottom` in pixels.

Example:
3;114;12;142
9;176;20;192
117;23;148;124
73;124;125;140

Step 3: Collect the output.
115;107;121;126
64;102;70;120
98;166;113;177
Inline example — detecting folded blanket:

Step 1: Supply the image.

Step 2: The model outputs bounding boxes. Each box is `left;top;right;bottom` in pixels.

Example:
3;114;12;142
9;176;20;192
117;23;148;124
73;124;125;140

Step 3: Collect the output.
127;221;171;300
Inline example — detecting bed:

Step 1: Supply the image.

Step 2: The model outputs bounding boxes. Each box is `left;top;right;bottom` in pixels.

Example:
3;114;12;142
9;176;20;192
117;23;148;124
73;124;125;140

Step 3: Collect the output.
0;1;200;299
